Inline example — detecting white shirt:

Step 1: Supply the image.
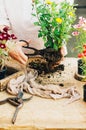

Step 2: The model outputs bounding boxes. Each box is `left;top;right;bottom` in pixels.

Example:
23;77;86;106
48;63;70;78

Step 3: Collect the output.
0;0;74;51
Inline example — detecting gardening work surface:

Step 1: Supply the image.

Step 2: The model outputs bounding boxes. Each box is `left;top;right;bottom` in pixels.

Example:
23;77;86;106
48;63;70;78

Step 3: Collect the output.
0;58;86;130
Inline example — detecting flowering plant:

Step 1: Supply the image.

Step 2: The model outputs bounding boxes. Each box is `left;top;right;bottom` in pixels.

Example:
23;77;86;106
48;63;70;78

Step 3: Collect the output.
33;0;76;50
0;26;17;71
72;17;86;75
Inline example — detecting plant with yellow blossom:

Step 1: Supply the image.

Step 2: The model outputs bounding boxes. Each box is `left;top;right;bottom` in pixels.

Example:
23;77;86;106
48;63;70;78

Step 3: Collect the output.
33;0;76;50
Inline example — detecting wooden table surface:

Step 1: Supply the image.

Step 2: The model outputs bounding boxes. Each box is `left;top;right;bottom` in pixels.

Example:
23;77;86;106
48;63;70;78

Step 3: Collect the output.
0;57;86;130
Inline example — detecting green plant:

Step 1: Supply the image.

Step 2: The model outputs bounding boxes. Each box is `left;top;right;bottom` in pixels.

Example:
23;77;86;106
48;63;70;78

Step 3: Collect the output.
72;17;86;75
32;0;76;50
0;26;17;71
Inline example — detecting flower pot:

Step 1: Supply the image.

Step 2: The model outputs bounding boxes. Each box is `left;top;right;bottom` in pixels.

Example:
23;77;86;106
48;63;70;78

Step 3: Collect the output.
78;59;86;76
74;59;86;82
0;66;23;91
83;84;86;102
78;59;84;75
0;66;7;80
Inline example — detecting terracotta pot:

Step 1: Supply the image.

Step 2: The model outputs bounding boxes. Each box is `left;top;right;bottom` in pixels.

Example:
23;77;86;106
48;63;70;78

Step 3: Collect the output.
0;66;7;80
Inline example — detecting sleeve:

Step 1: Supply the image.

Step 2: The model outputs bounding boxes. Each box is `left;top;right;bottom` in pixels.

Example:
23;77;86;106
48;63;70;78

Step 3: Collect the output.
0;0;10;26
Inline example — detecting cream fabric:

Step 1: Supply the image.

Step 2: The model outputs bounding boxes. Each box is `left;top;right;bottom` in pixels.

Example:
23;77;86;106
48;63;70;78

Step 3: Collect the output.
0;0;10;26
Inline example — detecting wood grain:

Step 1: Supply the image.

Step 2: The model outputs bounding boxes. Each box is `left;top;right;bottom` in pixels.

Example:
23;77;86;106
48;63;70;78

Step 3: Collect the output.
0;58;86;130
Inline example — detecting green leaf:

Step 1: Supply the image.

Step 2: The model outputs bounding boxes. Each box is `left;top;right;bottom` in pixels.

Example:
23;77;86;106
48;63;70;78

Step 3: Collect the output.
38;31;43;37
33;0;76;49
53;43;58;50
34;22;40;26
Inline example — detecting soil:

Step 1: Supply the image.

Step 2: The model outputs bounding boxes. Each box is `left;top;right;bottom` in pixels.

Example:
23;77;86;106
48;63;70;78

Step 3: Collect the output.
28;59;64;74
26;47;64;74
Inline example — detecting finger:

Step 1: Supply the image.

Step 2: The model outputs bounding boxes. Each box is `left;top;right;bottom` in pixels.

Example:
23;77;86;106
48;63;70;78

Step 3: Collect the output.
60;47;64;56
61;46;67;56
18;47;28;62
18;57;27;65
9;51;27;65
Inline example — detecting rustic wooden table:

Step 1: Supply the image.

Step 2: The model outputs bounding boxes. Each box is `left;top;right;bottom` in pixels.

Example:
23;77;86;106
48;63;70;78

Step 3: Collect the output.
0;58;86;130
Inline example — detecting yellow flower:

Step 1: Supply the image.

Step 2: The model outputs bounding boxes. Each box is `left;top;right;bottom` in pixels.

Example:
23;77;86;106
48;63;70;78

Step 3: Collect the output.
56;18;62;24
68;12;74;17
45;0;52;4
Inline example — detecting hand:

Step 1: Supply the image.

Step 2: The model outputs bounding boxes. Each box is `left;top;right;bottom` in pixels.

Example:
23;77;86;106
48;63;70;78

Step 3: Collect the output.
60;45;68;63
8;40;30;65
60;45;67;56
55;46;67;65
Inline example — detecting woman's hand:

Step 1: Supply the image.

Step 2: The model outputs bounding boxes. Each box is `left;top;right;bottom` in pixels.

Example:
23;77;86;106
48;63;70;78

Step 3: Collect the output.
8;39;67;65
60;45;68;56
8;40;30;65
56;46;67;65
